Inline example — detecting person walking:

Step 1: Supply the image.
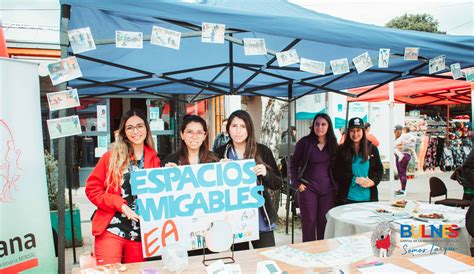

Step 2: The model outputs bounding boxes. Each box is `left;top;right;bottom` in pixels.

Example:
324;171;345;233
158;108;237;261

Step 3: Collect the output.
215;110;282;250
290;113;338;242
212;118;229;152
364;122;380;147
86;109;160;265
334;117;383;205
394;125;416;196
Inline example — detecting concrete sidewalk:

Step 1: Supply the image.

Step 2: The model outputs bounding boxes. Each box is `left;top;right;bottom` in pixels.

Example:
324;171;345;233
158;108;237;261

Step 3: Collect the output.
65;170;464;272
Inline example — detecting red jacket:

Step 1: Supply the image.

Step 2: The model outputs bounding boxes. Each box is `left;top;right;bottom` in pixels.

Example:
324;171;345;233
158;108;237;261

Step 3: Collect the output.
86;145;160;236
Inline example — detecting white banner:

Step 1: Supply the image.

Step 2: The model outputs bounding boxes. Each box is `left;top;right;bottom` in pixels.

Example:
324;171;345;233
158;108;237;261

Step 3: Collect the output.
131;160;262;257
0;58;56;273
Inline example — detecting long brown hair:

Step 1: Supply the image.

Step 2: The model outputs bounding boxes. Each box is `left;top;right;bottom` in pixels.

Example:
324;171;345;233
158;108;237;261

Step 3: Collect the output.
308;113;338;159
226;110;267;167
106;109;154;191
178;115;217;165
341;125;369;163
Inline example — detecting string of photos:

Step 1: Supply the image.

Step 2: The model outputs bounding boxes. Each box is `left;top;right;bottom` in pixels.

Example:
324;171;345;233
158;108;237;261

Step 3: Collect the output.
45;22;474;140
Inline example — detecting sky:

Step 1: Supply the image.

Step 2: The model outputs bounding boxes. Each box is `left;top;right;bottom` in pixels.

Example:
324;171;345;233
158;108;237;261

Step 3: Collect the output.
1;0;473;47
290;0;473;36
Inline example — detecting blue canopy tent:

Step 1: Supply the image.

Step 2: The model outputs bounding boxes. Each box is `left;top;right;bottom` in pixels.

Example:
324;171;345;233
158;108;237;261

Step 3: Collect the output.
60;0;474;102
52;1;473;271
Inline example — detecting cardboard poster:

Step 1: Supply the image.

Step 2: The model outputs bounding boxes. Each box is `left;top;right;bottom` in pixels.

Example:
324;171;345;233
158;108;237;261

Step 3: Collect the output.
131;160;262;257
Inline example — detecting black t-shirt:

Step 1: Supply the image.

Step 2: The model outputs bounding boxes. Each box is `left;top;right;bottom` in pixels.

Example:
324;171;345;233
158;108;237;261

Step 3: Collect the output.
106;158;143;242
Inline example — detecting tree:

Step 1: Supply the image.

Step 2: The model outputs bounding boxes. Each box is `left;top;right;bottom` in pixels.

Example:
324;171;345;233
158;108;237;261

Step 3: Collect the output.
260;97;288;213
385;13;446;34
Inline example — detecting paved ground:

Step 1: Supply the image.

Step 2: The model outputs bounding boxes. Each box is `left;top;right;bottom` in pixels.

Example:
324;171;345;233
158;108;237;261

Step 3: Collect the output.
65;170;464;272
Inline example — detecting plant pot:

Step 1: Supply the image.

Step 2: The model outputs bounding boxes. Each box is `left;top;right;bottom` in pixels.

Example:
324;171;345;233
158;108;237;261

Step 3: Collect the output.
50;207;83;248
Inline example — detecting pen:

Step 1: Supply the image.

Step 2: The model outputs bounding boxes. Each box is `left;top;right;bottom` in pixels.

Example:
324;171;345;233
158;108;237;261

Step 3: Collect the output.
357;261;384;268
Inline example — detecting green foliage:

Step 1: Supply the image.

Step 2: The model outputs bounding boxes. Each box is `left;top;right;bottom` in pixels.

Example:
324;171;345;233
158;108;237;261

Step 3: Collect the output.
385;13;446;34
45;150;59;211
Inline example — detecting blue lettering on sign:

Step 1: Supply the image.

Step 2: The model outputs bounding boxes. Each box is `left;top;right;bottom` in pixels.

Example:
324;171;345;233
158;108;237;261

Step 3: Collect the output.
223;162;242;187
133;161;266;222
197;164;215;188
130;170;147;195
242;161;257;184
177;166;199;191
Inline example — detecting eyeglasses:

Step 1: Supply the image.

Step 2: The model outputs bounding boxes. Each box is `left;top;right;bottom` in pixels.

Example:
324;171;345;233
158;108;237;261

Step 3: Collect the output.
125;124;146;133
184;130;206;138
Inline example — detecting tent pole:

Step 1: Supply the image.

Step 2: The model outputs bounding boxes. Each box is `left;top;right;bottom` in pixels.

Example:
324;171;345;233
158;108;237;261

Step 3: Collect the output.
344;101;350;131
58;4;71;274
229;33;234;94
285;83;292;236
447;104;450;146
389;82;395;200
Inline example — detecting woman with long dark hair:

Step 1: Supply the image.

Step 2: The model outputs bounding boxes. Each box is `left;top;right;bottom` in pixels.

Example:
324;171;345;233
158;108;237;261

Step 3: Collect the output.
215;110;282;249
334;117;383;205
162;115;217;166
290;113;337;242
86;109;160;264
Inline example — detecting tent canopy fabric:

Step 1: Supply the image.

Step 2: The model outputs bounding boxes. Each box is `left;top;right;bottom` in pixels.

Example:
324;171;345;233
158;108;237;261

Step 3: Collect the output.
61;0;474;100
348;77;472;105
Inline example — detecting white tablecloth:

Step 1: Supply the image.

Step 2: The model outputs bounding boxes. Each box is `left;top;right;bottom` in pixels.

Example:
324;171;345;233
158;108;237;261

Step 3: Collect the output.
324;201;472;256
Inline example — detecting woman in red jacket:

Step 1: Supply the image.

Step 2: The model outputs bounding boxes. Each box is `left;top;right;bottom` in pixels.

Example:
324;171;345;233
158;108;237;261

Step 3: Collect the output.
86;109;160;265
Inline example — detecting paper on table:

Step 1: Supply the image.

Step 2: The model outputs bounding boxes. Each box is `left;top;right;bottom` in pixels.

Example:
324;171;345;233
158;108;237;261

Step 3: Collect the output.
409;254;473;273
338;211;379;223
358;263;416;273
348;203;383;210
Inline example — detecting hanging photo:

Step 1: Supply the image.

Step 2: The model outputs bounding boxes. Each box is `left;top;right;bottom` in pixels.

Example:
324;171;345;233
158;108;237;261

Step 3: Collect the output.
378;48;390;68
116;30;143;49
243;38;267;55
300;58;325;75
95;135;109;158
276;49;299;67
97;105;107;132
330;58;350;75
352;52;373;74
201;22;225;44
47;56;83;86
404;47;419;61
67;27;96;54
450;63;463;80
47;115;82;139
47;89;80;111
151;26;181;50
428;54;446;74
466;69;474;82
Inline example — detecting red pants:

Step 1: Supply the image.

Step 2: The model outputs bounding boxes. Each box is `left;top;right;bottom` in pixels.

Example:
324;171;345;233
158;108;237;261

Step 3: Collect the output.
94;231;144;265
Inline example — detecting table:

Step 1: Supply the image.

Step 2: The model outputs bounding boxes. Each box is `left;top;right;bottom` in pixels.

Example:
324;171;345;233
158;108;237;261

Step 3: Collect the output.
324;201;472;256
73;232;474;273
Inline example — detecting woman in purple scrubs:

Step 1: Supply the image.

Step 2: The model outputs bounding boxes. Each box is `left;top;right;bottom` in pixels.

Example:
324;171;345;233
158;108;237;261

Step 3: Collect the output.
290;113;338;242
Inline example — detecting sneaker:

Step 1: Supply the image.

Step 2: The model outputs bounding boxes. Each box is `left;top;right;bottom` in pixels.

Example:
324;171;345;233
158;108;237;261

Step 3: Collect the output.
394;190;406;196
